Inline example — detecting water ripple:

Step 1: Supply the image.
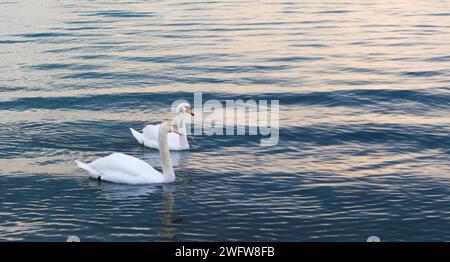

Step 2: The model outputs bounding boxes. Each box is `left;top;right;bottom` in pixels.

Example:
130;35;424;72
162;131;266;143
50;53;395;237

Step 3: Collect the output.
0;0;449;242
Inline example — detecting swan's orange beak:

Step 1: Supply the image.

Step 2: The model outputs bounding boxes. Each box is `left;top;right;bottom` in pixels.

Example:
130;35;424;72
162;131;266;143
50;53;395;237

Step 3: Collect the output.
186;107;194;116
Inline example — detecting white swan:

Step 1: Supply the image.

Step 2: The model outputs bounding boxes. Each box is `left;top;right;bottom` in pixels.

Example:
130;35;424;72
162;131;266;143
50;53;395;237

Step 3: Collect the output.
129;103;194;151
75;121;179;184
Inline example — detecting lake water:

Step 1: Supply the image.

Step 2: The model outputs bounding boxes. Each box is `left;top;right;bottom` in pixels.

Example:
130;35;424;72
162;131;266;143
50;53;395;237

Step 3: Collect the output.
0;0;449;241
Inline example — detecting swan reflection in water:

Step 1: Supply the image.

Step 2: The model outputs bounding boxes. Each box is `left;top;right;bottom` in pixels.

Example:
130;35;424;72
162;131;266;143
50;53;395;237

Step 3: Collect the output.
160;184;180;239
86;180;184;239
94;182;158;200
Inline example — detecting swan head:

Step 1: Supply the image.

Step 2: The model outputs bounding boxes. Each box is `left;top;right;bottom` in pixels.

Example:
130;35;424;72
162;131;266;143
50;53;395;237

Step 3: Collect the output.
176;102;194;116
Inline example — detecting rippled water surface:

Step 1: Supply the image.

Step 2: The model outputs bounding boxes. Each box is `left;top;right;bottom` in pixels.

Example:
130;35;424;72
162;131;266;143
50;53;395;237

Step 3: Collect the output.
1;0;450;241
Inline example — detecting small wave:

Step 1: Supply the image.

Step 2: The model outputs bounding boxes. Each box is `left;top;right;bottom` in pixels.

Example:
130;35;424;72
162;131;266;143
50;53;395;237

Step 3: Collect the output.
426;13;450;17
123;53;234;63
29;63;106;71
81;10;154;18
0;39;31;44
427;55;450;62
64;26;108;31
401;71;442;77
289;43;328;48
267;56;323;62
1;90;449;112
316;10;352;14
19;32;72;38
281;124;449;150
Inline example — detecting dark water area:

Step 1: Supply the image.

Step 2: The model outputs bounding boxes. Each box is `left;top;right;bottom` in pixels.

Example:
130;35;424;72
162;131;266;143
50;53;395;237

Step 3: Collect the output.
0;0;449;241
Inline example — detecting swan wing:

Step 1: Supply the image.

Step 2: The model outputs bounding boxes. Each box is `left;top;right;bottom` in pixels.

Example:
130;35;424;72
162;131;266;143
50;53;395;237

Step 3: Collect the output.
139;124;189;151
142;125;187;150
129;128;144;144
167;132;180;143
167;132;182;150
142;137;160;149
143;124;160;141
89;153;163;184
167;133;190;150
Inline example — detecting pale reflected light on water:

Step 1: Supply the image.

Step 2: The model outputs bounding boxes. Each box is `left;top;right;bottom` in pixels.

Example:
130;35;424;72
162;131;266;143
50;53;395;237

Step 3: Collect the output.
0;0;449;241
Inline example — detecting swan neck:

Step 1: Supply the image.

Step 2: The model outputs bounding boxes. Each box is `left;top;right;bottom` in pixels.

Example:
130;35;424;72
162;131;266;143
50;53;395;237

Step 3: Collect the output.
159;128;175;181
177;115;188;145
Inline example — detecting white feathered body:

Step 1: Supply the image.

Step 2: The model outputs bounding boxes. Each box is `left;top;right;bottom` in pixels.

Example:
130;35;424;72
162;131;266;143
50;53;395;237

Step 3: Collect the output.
131;124;189;151
75;153;173;184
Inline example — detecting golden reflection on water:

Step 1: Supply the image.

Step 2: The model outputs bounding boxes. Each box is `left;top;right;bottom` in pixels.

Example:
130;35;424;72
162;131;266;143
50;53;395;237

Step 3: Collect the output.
1;1;449;102
0;0;449;180
1;105;449;126
1;0;450;242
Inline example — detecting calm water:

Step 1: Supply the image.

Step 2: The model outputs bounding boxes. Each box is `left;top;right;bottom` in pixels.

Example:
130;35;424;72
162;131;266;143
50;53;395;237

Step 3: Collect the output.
1;0;450;241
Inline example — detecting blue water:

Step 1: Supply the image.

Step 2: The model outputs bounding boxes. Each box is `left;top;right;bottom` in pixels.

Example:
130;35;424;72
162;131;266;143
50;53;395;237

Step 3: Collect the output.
0;0;449;241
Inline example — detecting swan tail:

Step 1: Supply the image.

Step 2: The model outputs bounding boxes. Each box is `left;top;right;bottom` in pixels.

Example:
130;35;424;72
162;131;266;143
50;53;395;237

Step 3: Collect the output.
75;160;100;178
130;128;144;144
